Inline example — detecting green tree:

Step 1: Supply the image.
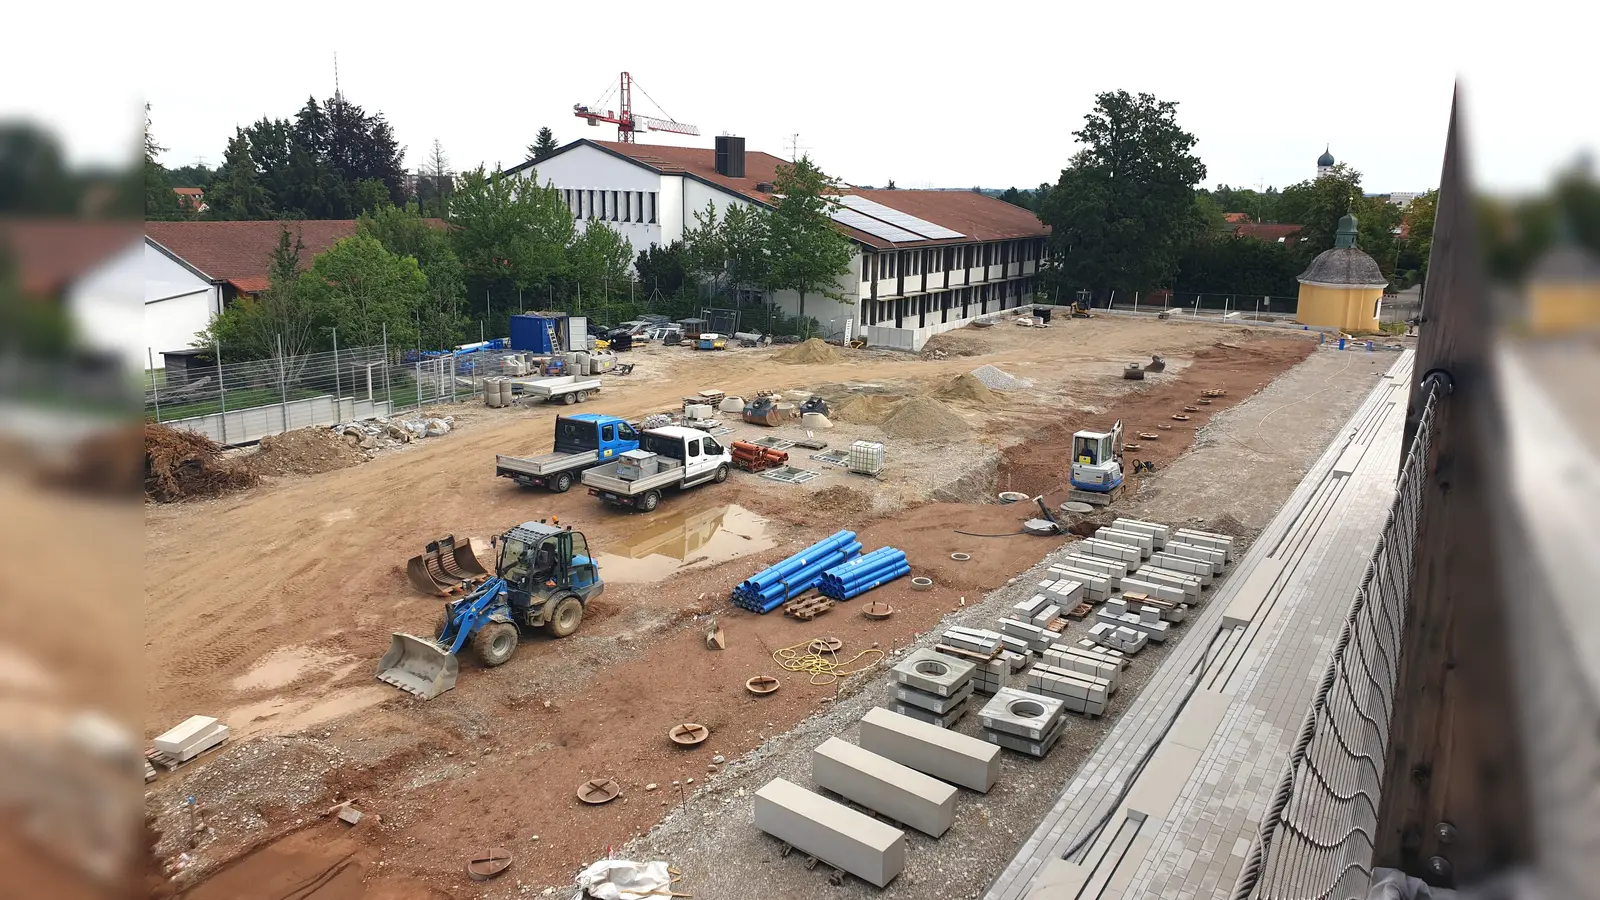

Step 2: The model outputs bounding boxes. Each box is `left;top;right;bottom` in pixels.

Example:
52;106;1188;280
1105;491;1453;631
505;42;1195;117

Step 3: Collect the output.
0;123;81;214
415;139;454;218
1037;90;1207;299
301;233;428;348
1176;235;1304;297
144;104;186;221
723;202;771;299
635;241;689;296
568;222;634;311
360;203;465;347
527;127;559;162
449;166;573;329
199;227;316;359
998;186;1030;210
764;155;855;329
1394;190;1437;289
681;200;728;295
204;129;273;220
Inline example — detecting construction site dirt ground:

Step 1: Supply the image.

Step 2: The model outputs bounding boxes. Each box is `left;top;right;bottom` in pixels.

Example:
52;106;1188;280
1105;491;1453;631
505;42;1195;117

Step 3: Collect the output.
142;318;1399;898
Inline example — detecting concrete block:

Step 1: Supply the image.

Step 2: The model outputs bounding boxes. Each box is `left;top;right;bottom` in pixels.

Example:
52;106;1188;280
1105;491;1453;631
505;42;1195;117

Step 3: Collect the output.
1039;579;1084;608
891;649;974;697
983;712;1066;757
1095;608;1171;643
1132;567;1201;599
1139;606;1161;624
1047;565;1111;600
1165;541;1226;574
1119;577;1187;605
997;617;1051;651
1075;539;1140;570
1095;527;1153;558
154;716;229;761
1112;518;1170;548
1173;529;1234;561
1032;604;1062;627
890;680;973;714
811;738;958;838
859;707;1001;793
1089;621;1148;653
890;698;968;728
940;627;1003;655
1042;644;1120;689
754;778;906;887
1014;594;1052;619
1061;555;1125;586
1004;650;1029;672
996;634;1033;658
1146;552;1213;584
978;688;1065;740
1025;667;1110;716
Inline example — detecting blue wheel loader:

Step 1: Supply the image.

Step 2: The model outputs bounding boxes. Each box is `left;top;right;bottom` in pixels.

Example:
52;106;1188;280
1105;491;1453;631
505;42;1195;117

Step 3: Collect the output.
377;520;604;699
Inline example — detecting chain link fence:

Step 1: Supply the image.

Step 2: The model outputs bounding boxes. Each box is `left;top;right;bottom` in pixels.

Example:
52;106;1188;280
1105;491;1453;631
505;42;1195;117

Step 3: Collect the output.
144;336;535;446
1236;378;1443;900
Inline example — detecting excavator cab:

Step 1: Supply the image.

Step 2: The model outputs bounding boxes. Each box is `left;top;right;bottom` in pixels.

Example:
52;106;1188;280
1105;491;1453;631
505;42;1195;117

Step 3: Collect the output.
1070;419;1125;494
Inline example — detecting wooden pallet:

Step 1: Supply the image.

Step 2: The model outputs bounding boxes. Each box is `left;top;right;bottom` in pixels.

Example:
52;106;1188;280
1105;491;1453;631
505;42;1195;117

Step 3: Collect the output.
145;741;226;773
1065;602;1094;621
933;642;1000;663
783;595;835;621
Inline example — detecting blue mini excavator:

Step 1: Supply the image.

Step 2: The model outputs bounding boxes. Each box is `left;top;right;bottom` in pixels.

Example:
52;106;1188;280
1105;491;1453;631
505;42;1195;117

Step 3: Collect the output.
377;520;604;699
1068;419;1126;507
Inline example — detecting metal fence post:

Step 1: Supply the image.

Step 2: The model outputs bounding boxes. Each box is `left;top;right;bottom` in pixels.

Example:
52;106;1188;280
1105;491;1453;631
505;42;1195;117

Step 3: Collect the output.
382;323;392;412
276;334;290;430
148;348;161;422
214;340;227;443
331;327;341;422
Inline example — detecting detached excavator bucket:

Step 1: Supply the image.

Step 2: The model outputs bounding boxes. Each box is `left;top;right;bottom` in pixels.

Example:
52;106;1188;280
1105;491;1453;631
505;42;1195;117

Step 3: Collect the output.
1144;354;1167;373
453;538;493;578
405;535;491;596
376;633;459;700
406;554;455;595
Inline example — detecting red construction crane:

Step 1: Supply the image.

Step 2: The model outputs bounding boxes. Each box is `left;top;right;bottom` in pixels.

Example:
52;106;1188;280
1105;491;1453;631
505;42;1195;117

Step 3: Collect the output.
573;72;700;143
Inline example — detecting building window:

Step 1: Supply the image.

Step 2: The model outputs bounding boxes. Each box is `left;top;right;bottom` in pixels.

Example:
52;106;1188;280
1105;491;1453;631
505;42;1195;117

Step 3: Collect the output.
636;191;644;222
622;192;631;223
649;192;657;223
587;190;596;219
610;190;620;221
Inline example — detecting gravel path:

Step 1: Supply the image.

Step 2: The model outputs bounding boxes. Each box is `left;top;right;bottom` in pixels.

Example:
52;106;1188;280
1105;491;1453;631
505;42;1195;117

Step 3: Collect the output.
598;347;1399;900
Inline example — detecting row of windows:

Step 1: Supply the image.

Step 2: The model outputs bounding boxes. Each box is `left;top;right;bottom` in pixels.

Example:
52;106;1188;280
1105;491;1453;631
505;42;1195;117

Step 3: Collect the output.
861;238;1046;282
562;189;658;225
860;277;1036;326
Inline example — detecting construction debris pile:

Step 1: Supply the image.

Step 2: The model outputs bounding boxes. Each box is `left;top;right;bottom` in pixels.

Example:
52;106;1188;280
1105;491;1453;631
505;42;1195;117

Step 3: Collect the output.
968;364;1032;391
143;424;258;502
773;338;842;365
246;427;370;477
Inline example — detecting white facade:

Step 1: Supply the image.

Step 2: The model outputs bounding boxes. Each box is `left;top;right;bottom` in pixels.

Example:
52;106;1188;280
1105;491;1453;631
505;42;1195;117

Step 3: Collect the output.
143;240;221;367
514;144;668;255
63;239;145;372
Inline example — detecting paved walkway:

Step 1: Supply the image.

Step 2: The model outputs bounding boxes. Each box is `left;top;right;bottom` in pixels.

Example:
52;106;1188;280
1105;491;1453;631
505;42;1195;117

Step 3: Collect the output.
984;350;1414;900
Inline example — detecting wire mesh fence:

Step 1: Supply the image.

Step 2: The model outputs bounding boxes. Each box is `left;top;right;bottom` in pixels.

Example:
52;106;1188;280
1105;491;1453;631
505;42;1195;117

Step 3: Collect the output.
1236;378;1443;900
143;335;537;446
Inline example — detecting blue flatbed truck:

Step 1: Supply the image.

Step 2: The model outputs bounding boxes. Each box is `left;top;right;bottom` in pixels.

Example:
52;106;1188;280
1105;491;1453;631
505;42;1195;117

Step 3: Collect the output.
495;414;641;493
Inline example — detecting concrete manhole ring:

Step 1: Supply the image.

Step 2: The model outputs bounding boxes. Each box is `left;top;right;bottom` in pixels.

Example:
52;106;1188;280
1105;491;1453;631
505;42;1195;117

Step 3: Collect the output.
997;491;1029;504
670;723;710;746
1124;443;1141;451
1061;502;1095;514
577;778;621;805
1138;432;1160;440
914;660;951;677
1171;414;1190;421
808;637;843;654
1183;405;1200;412
863;600;895;619
1008;699;1048;719
910;576;934;591
746;675;781;695
1157;424;1173;430
950;552;972;561
1198;398;1213;405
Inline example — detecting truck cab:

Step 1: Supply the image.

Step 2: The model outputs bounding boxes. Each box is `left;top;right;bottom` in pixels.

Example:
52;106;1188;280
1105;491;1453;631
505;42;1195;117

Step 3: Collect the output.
581;425;733;511
554;414;639;460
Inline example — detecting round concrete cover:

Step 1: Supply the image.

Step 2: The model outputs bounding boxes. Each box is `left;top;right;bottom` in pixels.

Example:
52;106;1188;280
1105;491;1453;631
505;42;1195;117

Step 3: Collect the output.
915;660;950;677
1061;502;1095;513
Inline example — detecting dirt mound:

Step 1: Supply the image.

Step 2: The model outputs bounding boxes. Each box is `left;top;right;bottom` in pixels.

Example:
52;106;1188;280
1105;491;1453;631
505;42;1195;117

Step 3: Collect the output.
880;396;970;441
831;394;903;425
247;427;368;477
808;485;874;517
144;424;257;502
936;373;997;404
921;331;985;357
774;338;842;365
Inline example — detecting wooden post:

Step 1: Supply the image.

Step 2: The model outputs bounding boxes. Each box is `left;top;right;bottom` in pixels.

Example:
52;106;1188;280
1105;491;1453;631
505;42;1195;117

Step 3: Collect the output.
1375;84;1529;886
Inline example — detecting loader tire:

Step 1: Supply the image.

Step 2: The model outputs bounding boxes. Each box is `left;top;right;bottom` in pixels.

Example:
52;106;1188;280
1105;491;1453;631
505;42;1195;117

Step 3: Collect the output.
473;622;519;667
552;472;573;493
548;596;583;638
713;464;729;484
640;491;661;512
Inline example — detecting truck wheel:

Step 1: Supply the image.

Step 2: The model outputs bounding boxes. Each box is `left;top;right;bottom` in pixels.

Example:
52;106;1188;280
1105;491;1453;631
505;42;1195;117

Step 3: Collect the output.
713;464;729;484
563;393;577;405
473;622;519;667
553;472;573;493
547;596;583;638
640;491;661;512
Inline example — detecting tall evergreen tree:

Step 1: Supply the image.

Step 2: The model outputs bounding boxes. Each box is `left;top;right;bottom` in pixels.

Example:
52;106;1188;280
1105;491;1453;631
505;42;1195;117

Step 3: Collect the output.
144;104;185;220
528;127;559;162
204;130;272;220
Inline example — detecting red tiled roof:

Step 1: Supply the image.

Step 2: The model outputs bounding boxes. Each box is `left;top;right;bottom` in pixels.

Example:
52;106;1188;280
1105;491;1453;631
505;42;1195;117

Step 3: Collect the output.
579;141;1048;249
1233;223;1304;243
1224;212;1251;224
0;219;140;297
173;187;203;197
144;219;444;294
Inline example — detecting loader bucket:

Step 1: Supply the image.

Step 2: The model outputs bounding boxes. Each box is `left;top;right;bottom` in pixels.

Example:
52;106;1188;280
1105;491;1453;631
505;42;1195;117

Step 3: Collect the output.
376;633;459;700
406;554;453;596
452;538;493;578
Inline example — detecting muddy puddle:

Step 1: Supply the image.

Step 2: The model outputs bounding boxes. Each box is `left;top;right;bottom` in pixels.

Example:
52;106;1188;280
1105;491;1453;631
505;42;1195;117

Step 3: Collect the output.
231;645;345;691
224;686;389;738
596;504;775;583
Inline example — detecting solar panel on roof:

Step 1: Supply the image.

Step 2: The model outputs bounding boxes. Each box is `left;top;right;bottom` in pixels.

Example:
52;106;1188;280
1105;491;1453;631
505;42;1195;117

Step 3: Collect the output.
827;208;923;243
838;195;966;240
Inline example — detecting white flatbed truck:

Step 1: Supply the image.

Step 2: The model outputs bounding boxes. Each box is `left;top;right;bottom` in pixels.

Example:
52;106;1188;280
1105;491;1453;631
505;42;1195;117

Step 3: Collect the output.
581;425;732;511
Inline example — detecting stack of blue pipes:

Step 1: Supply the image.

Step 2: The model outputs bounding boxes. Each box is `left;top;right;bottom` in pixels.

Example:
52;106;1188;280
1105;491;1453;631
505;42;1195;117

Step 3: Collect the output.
731;530;862;613
818;547;910;600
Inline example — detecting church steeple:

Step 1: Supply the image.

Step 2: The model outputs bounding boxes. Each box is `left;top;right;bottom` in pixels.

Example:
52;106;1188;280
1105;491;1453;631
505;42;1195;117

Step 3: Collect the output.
1317;145;1336;178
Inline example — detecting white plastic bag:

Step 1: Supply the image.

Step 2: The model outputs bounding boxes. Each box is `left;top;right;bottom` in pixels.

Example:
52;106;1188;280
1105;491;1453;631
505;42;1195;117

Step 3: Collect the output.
572;858;672;900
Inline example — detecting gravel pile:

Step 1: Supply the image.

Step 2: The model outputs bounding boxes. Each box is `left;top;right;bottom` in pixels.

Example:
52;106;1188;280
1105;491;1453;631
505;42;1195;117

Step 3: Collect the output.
969;364;1032;391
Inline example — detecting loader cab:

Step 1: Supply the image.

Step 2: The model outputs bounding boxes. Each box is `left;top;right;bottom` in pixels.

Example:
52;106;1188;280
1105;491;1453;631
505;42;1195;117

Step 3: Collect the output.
496;522;603;610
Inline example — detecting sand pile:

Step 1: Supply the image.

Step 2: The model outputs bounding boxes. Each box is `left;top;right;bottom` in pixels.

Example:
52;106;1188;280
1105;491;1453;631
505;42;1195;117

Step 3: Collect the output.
936;373;998;404
246;426;368;477
144;424;257;502
880;396;970;440
831;394;903;425
774;338;842;365
969;364;1030;391
921;332;985;357
808;485;874;517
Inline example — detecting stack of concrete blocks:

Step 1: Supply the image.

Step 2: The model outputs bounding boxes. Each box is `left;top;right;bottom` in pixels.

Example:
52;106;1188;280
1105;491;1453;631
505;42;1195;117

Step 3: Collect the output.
1144;551;1214;586
811;738;959;838
152;715;230;764
1119;573;1191;605
1035;579;1084;615
1129;567;1201;601
978;688;1068;757
1165;541;1227;575
1072;538;1141;572
935;629;1014;695
1014;594;1061;629
1043;643;1122;694
939;627;1003;659
1096;598;1172;643
755;777;907;887
1094;526;1153;560
1172;528;1234;562
1120;593;1188;623
1071;639;1130;669
1087;621;1149;654
859;707;1001;792
997;617;1052;653
994;633;1034;663
888;649;975;728
1026;663;1111;717
1047;562;1111;601
1112;518;1170;550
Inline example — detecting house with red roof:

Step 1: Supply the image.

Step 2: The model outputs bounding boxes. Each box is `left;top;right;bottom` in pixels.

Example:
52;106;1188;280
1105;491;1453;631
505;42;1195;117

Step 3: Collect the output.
505;137;1050;350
